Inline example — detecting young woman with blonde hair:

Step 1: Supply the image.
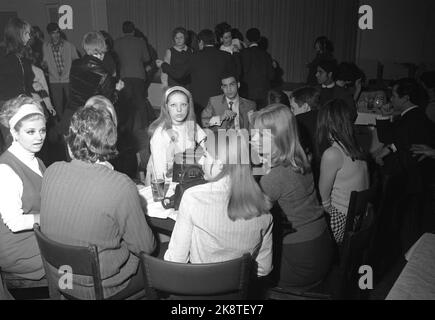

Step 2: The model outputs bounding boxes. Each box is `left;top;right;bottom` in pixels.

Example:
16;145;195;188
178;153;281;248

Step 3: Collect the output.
251;103;334;288
146;86;206;184
164;133;273;277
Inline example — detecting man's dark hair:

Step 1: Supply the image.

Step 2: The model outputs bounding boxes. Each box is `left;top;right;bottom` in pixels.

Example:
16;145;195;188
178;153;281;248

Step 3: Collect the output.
221;72;239;83
246;28;261;43
292;86;320;109
231;28;244;42
317;59;338;78
394;77;427;106
122;21;135;34
46;22;60;34
198;29;215;46
215;22;232;40
314;36;334;54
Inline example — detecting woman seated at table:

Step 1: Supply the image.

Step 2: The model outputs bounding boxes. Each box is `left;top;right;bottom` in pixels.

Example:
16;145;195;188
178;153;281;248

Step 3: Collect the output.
40;106;156;299
146;86;206;184
316;99;369;244
0;95;46;281
251;104;334;289
164;134;273;278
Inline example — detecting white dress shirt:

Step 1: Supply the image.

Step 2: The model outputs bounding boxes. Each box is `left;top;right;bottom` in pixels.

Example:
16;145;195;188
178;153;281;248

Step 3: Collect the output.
0;142;42;232
164;176;273;276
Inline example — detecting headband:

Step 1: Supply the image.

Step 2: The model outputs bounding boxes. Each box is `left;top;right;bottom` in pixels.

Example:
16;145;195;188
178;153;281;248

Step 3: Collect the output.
9;104;44;129
165;86;191;103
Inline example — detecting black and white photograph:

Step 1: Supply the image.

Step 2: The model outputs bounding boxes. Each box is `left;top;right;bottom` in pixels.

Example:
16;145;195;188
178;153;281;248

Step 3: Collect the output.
0;0;434;306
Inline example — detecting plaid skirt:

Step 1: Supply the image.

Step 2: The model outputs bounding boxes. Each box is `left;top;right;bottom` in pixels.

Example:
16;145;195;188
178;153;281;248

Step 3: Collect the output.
327;205;347;244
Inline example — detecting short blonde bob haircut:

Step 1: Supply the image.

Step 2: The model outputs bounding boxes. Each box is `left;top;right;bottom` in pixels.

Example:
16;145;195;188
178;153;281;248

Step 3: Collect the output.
82;31;107;56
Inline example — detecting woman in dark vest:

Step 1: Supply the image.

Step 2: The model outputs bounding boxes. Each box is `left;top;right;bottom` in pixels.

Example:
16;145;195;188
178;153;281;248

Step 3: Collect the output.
160;27;193;89
0;95;46;280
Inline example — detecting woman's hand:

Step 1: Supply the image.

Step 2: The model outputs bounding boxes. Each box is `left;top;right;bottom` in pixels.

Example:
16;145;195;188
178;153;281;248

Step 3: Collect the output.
410;144;435;161
156;59;164;68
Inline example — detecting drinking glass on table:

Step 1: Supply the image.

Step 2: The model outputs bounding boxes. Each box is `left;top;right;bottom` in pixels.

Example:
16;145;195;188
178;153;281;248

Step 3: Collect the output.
367;96;375;111
374;94;384;111
151;172;165;202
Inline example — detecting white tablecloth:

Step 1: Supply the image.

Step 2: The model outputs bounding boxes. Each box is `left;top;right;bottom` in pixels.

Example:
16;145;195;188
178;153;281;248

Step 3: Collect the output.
138;182;178;221
386;233;435;300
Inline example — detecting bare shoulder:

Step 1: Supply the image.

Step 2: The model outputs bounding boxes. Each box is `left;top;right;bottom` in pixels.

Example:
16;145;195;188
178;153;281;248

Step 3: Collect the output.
321;146;343;166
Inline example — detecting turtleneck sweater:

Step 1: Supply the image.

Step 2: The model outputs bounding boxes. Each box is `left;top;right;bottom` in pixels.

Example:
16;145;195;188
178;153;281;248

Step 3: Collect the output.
0;141;44;232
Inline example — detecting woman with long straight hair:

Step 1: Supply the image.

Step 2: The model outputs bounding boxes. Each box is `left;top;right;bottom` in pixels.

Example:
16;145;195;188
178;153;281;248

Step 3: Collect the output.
0;18;36;149
146;86;206;184
251;103;334;288
316;99;369;244
164;133;273;277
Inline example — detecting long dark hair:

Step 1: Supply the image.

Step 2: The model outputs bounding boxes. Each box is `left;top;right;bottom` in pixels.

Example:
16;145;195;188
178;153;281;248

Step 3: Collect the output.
316;99;365;161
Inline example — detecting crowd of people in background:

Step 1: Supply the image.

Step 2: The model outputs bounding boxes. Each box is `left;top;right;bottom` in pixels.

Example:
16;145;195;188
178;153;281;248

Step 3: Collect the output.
1;16;435;300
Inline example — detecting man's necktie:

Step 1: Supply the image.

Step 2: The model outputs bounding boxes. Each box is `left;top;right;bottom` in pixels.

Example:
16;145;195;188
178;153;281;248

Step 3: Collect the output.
229;101;234;111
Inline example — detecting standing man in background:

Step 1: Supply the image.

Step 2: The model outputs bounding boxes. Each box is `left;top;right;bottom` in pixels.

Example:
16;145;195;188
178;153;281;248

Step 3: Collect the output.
42;22;79;124
114;21;154;135
240;28;274;109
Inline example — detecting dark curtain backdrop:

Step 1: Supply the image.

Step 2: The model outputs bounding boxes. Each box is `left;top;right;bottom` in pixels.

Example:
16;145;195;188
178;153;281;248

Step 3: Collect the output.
107;0;358;83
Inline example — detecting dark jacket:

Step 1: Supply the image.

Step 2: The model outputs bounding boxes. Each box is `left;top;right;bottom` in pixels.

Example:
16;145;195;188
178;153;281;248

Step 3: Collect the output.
161;46;236;114
68;55;118;111
240;45;274;106
0;46;35;102
384;107;435;194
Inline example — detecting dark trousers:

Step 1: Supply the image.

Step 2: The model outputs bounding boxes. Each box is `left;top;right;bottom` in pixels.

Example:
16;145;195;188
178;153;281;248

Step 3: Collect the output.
278;229;335;288
49;83;69;122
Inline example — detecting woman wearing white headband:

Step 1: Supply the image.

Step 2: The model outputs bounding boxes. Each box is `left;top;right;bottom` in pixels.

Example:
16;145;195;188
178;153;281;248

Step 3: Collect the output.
145;86;207;185
0;95;46;281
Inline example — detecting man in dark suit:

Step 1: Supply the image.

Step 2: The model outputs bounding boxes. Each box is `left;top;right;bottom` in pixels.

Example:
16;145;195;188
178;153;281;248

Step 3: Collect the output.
374;78;435;250
156;29;236;123
240;28;275;108
201;73;256;131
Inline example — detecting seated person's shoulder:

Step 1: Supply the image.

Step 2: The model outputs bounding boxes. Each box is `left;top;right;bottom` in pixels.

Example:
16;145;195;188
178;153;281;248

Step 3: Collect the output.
208;95;222;104
322;146;343;163
240;97;256;109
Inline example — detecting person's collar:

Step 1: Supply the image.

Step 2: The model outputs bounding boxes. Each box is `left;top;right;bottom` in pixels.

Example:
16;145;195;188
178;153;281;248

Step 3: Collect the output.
249;43;258;47
322;82;335;89
95;160;114;170
9;141;36;162
174;45;188;52
401;105;419;117
51;39;63;46
226;95;239;105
